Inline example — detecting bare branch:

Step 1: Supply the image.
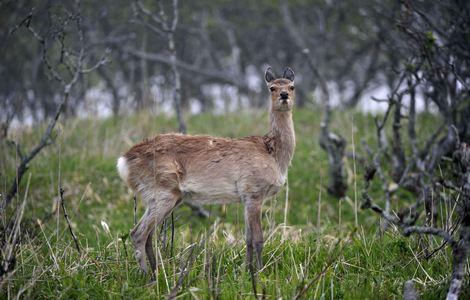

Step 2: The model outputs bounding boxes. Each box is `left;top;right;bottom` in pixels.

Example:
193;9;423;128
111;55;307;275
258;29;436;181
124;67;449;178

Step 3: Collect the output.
1;0;106;211
403;226;456;245
135;0;166;30
171;0;179;32
121;46;250;89
59;187;81;255
0;174;30;289
167;244;196;299
391;95;407;182
132;18;166;36
80;50;109;73
294;235;349;300
362;141;392;217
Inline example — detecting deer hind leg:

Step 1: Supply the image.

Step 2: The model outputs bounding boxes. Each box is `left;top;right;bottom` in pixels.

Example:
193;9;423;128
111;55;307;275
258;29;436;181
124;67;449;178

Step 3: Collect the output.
131;189;179;274
145;228;156;281
244;200;264;271
245;213;253;269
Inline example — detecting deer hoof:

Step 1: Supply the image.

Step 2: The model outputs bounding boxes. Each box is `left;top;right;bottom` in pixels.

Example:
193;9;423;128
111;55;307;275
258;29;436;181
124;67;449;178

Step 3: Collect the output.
134;249;148;273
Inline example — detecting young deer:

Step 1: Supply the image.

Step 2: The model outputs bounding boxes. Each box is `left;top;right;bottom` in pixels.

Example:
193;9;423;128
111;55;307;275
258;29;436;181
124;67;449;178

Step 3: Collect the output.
117;67;296;279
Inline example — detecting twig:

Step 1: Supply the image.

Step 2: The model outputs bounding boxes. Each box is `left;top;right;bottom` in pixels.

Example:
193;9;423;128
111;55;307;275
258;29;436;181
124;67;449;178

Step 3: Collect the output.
121;46;249;89
403;226;456;245
135;0;166;31
59;187;81;255
133;194;137;226
294;239;343;300
391;94;406;182
170;212;175;257
167;226;215;298
423;217;461;260
362;141;392;223
167;243;196;299
0;174;30;289
283;175;289;239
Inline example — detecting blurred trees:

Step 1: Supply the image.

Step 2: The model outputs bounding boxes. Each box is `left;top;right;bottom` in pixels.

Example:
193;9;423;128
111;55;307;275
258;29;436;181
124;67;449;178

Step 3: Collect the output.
2;0;409;128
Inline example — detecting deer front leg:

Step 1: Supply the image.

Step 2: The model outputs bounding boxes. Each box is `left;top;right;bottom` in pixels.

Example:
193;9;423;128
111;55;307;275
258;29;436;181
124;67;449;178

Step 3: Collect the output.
245;201;264;271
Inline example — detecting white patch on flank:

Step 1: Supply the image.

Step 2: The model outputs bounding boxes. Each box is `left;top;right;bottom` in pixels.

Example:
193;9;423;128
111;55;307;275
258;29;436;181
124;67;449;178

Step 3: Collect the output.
117;156;129;182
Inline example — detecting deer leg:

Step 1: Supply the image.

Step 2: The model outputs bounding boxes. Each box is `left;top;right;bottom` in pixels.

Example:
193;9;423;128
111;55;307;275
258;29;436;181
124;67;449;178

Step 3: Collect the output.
145;228;156;282
131;208;152;273
131;191;178;274
245;201;264;271
245;212;254;269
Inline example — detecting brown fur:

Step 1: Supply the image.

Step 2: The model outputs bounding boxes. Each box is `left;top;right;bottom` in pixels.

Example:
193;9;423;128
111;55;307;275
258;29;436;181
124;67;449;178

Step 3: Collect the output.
118;67;296;279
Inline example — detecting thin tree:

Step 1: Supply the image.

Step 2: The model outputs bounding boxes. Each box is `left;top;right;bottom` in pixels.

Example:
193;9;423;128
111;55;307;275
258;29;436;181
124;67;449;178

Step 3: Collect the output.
1;0;107;211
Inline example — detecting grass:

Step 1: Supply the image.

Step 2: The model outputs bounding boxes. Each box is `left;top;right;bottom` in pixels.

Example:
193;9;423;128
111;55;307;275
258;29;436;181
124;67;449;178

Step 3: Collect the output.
0;108;459;299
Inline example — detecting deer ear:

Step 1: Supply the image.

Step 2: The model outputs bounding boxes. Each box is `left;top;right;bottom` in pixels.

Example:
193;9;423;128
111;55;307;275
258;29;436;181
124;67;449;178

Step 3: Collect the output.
283;67;295;81
265;67;276;83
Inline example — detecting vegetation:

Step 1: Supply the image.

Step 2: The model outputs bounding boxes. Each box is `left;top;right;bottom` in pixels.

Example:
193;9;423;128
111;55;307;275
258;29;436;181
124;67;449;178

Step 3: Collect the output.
1;109;462;299
1;0;469;298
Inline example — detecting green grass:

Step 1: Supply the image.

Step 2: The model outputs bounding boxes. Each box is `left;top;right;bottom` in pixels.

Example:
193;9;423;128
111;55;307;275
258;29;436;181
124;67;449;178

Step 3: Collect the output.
0;108;458;299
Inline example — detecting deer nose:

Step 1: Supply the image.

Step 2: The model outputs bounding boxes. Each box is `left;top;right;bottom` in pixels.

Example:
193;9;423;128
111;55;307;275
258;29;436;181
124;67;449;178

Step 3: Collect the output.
280;91;288;99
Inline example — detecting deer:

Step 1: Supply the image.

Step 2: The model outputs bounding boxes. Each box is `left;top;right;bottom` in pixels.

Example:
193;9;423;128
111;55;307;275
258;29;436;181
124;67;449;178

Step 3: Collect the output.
117;66;296;280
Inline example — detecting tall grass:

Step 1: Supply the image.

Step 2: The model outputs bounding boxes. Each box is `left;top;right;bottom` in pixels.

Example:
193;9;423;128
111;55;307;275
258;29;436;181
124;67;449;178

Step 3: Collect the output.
0;109;458;299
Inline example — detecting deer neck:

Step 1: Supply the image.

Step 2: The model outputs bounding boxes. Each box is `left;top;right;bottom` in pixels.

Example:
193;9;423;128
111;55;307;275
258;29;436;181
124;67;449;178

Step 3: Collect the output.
267;110;295;175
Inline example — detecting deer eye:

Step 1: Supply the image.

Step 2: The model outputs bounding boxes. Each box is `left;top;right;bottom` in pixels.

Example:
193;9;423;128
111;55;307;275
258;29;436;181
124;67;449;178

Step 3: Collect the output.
289;86;295;91
269;86;276;92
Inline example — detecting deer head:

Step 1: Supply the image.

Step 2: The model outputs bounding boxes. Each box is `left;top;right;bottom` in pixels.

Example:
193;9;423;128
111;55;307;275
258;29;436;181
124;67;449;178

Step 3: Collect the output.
265;67;295;112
